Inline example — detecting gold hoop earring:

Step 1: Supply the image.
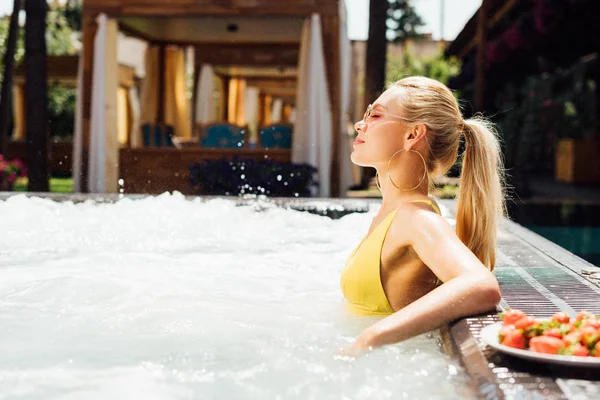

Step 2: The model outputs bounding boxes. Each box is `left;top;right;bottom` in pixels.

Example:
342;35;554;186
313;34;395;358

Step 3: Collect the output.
387;149;428;191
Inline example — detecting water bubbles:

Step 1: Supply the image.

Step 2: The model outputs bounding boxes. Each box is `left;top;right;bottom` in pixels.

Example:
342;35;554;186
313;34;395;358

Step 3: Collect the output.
118;179;124;186
0;197;462;399
277;175;282;181
241;174;246;180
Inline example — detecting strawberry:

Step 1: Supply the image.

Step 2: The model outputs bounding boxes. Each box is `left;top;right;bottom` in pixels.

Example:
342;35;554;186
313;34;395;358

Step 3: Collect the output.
543;328;563;339
501;329;525;349
552;312;571;324
582;318;600;330
514;316;536;330
594;342;600;357
529;336;565;354
502;309;527;326
576;310;594;322
563;331;582;346
572;343;590;357
580;326;599;347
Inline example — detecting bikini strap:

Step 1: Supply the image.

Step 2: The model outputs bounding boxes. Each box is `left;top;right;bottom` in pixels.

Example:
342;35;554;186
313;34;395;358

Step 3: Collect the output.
409;199;441;215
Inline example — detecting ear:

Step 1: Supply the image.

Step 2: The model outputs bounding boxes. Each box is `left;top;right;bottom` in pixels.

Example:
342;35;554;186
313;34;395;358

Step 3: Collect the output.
404;124;427;150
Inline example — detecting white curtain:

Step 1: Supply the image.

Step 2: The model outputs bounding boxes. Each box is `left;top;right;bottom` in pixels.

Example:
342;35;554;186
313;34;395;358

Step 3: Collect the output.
244;86;260;145
292;14;332;197
129;87;141;148
88;14;119;193
195;64;215;124
271;98;283;124
339;1;354;195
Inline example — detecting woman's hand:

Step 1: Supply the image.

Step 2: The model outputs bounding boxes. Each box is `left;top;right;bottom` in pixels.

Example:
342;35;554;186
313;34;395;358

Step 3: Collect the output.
339;330;377;357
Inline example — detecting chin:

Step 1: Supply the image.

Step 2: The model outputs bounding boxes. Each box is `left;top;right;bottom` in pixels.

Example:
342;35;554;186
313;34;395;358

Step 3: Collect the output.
350;151;371;167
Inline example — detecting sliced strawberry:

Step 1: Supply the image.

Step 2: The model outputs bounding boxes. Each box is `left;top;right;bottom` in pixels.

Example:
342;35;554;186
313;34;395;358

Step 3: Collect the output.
502;309;527;326
501;329;525;349
543;328;563;339
563;331;582;346
529;336;566;354
572;343;590;357
576;310;594;322
552;312;571;324
580;326;600;347
514;316;536;330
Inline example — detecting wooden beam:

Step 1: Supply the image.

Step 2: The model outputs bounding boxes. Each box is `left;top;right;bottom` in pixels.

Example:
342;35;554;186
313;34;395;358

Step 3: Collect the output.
322;13;341;197
220;75;230;121
245;78;296;88
156;44;166;124
455;0;520;59
117;20;157;42
195;42;299;67
80;14;98;193
475;0;490;112
84;0;338;18
191;61;200;126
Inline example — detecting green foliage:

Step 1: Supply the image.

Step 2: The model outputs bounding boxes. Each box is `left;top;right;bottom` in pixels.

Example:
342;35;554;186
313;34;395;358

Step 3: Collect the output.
386;0;424;43
14;176;73;193
494;56;598;175
46;3;79;56
48;85;76;138
386;46;461;85
0;1;80;139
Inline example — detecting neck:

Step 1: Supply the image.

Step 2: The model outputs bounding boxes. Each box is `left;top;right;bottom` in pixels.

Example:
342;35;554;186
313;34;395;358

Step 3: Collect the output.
376;167;430;208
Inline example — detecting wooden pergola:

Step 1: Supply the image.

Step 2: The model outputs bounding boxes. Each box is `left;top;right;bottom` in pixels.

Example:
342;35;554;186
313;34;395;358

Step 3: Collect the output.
7;55;136;176
81;0;344;195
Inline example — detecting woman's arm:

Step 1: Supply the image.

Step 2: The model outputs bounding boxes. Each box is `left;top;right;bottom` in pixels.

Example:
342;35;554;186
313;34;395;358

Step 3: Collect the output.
350;208;501;350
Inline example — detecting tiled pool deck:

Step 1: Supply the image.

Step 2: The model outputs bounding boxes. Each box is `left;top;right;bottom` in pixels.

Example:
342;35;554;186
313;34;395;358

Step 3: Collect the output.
440;199;600;400
2;193;599;399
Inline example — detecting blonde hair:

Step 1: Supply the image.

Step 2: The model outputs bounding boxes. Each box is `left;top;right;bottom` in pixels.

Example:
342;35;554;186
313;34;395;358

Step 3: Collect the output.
392;76;506;270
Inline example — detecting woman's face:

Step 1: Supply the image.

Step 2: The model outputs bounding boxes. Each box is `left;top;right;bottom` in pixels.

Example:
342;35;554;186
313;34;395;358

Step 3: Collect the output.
351;87;409;168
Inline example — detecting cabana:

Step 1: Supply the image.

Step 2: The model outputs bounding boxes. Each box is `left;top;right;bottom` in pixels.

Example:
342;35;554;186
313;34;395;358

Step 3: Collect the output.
76;0;353;197
8;55;136;176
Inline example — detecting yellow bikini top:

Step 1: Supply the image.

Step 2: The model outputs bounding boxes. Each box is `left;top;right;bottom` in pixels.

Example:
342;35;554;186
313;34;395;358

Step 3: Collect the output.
340;199;442;316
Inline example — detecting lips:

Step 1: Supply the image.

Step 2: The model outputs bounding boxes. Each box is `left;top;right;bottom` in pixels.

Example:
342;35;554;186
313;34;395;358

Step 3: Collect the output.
354;138;365;145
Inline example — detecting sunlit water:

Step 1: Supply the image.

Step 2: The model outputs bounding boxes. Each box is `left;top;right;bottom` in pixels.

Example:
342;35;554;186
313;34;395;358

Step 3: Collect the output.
0;194;474;399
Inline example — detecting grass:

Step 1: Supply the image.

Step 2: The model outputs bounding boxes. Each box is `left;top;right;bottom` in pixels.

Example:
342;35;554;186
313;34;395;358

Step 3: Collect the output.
13;177;73;193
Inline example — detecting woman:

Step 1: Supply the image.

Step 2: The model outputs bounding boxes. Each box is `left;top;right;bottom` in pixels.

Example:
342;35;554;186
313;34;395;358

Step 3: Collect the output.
341;76;504;353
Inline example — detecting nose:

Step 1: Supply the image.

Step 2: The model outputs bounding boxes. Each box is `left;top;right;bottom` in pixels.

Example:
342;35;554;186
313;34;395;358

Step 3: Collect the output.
354;119;366;133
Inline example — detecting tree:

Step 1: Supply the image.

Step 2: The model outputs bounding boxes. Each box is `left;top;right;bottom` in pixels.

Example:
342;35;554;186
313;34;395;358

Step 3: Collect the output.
365;0;426;108
362;0;425;187
387;0;424;43
25;0;50;192
0;0;22;156
387;46;461;86
365;0;389;108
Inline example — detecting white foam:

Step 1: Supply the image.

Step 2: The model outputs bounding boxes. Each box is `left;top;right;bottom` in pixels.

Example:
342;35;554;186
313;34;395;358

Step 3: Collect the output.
0;194;472;399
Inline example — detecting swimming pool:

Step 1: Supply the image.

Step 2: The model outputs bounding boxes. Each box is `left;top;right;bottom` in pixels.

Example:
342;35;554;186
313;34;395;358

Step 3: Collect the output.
508;202;600;267
0;194;474;399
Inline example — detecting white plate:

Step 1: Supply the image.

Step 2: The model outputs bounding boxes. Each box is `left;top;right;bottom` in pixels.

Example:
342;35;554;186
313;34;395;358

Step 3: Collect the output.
480;321;600;367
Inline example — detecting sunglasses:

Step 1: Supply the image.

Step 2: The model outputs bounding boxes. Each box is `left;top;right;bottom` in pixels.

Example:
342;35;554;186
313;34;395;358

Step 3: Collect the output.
362;104;409;122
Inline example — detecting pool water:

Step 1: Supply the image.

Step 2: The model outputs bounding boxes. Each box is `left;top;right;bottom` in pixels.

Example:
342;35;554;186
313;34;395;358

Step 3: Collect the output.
0;194;474;399
508;202;600;267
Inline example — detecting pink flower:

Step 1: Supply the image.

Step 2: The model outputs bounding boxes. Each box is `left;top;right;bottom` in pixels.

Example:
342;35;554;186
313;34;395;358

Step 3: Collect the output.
20;168;28;178
8;172;17;183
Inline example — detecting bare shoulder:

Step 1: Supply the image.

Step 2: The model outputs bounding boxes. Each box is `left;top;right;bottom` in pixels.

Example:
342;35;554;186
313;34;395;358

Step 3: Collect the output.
388;201;455;245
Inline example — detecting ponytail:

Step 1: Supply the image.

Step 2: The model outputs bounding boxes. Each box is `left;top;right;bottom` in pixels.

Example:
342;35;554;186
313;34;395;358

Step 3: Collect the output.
456;117;506;270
